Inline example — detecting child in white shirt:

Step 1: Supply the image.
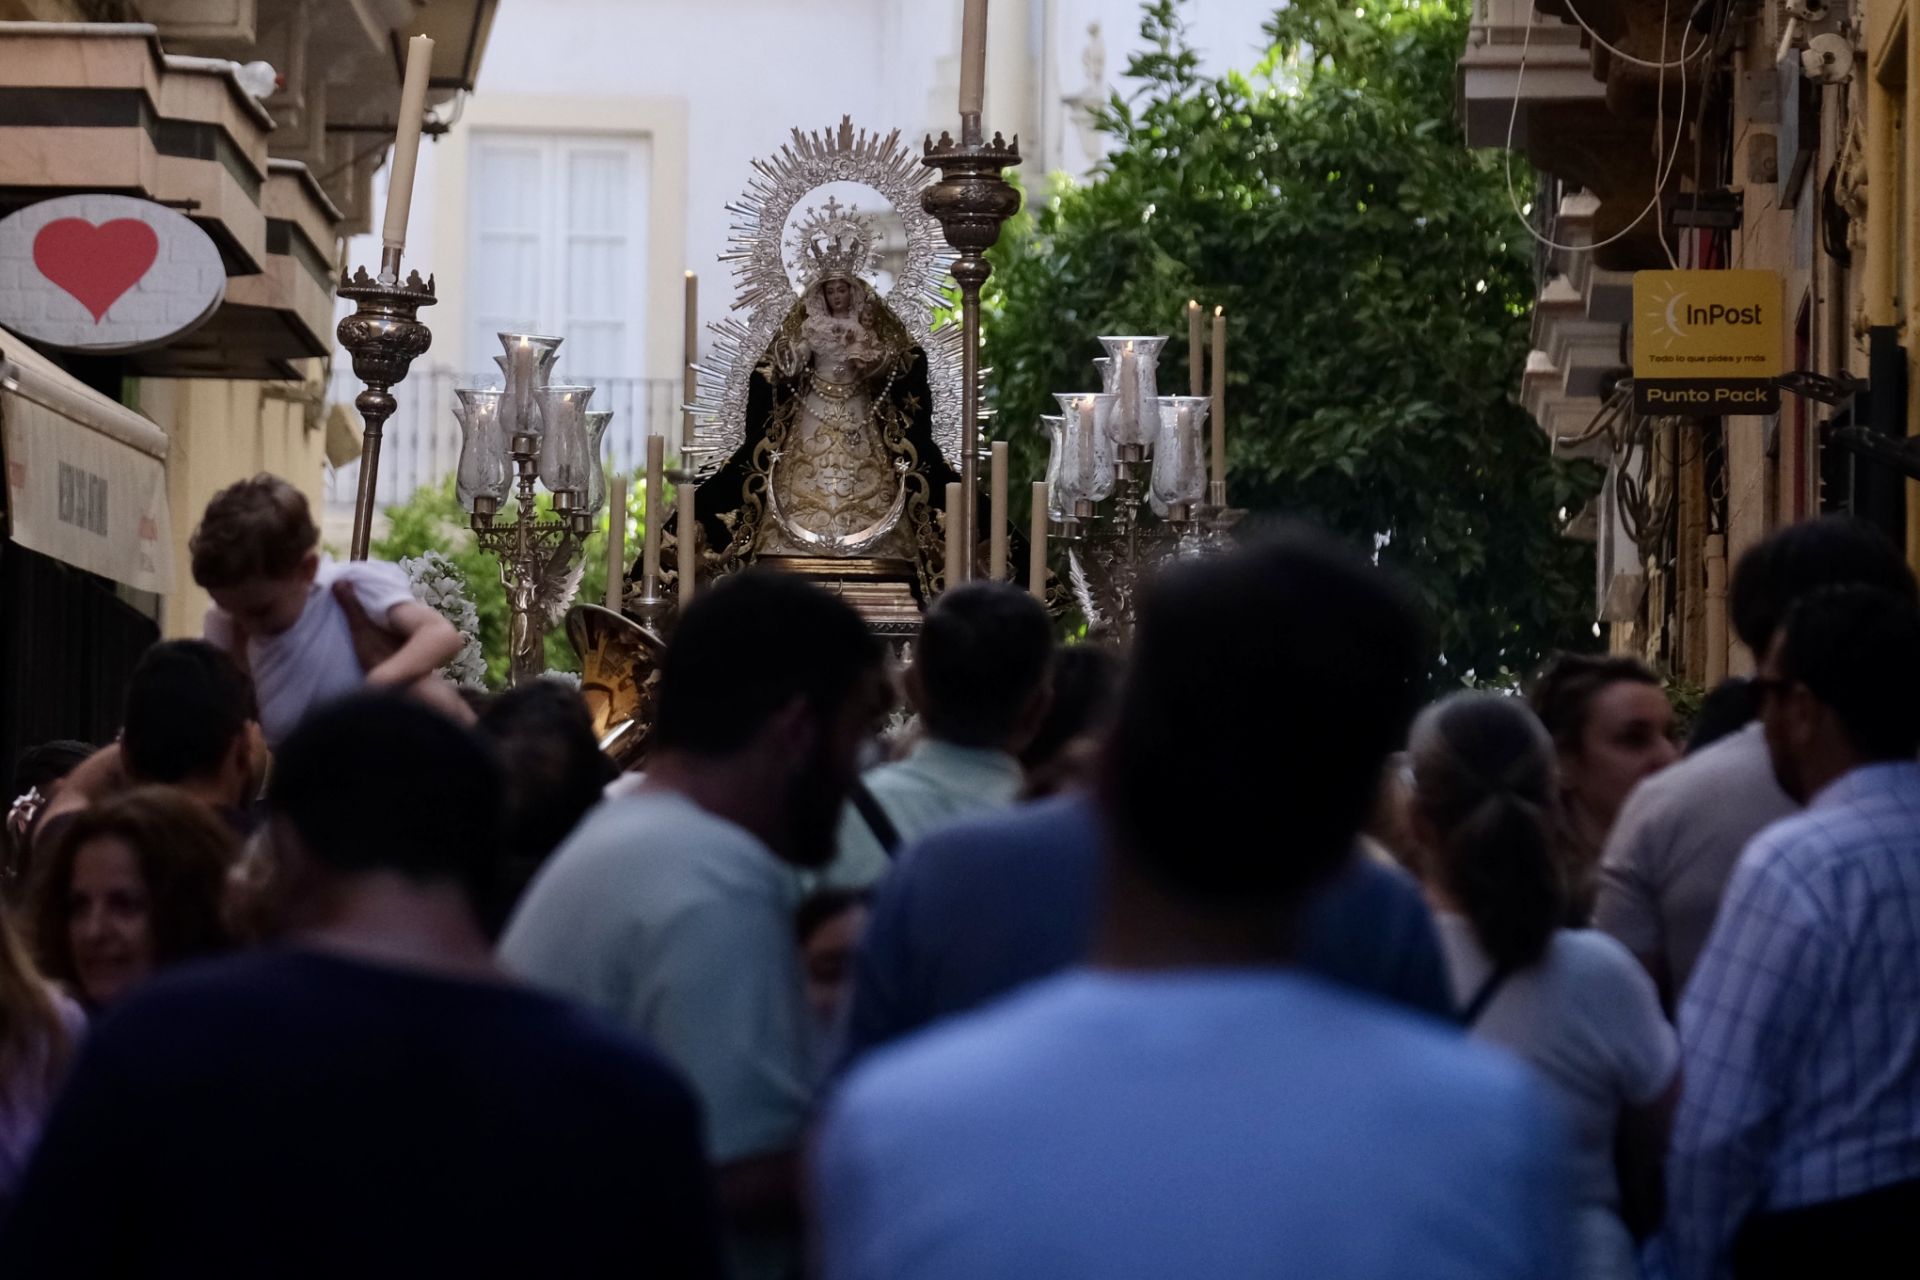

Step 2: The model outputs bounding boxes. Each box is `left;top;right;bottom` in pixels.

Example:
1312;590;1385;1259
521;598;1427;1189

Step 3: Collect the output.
191;475;470;746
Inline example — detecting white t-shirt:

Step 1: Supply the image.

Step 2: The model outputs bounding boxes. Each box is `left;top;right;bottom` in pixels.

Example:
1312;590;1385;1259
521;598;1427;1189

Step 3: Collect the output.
1436;915;1677;1280
204;557;417;747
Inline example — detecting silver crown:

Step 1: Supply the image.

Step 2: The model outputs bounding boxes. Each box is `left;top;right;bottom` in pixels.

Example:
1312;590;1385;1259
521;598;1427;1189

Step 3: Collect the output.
789;196;877;288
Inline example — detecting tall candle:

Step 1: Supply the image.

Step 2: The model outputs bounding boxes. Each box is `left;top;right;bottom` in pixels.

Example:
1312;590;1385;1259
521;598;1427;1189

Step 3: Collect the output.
1119;342;1138;436
1029;480;1048;601
944;481;963;586
1187;300;1203;397
682;271;698;448
1077;397;1096;496
1176;405;1195;494
1210;306;1227;495
380;34;435;252
642;435;664;597
989;441;1009;580
605;473;626;611
677;475;696;606
679;269;699;605
959;0;989;117
509;337;534;437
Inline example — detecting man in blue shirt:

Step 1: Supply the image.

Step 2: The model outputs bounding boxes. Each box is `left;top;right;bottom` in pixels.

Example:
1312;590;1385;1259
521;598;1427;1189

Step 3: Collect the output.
1664;585;1920;1280
838;792;1452;1066
815;531;1571;1280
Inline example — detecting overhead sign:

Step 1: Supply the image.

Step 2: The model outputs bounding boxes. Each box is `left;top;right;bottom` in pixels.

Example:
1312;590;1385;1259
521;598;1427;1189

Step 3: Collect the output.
0;194;225;354
1632;269;1782;415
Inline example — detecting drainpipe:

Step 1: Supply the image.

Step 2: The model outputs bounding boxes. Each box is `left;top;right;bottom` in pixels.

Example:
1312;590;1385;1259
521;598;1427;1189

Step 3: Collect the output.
1704;533;1728;687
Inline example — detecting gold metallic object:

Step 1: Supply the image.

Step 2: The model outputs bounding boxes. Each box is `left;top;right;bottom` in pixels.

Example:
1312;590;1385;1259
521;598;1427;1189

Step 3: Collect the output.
566;605;666;769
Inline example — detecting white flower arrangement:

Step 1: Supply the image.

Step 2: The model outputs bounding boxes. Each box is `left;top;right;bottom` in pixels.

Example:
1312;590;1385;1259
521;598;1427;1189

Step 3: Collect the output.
400;550;489;689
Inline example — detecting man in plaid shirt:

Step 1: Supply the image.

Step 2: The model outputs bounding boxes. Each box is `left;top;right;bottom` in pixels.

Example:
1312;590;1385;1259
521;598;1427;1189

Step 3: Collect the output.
1664;584;1920;1280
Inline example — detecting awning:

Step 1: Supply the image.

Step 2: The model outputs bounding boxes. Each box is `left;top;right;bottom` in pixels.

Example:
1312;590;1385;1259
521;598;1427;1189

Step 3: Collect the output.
1;327;173;593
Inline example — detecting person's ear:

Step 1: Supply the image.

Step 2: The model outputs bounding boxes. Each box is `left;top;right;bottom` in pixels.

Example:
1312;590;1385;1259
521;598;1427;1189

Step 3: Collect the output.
760;695;818;772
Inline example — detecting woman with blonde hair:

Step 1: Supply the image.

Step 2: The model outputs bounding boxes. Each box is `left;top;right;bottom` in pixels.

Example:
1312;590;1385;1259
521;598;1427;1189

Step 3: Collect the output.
0;908;83;1208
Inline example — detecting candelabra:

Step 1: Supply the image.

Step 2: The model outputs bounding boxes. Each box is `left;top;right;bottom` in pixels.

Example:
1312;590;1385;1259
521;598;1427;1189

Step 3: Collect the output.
922;114;1021;583
456;332;608;687
1048;335;1239;640
338;245;436;561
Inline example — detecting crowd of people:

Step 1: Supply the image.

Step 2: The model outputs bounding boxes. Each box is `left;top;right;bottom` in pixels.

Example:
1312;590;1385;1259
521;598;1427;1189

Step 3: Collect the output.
0;473;1917;1279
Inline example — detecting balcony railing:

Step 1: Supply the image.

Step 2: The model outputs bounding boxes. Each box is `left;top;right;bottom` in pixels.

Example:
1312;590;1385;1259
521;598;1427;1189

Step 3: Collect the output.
325;366;684;514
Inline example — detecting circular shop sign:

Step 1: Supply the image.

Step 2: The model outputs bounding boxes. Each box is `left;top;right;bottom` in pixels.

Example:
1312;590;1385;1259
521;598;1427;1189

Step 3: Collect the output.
0;194;226;353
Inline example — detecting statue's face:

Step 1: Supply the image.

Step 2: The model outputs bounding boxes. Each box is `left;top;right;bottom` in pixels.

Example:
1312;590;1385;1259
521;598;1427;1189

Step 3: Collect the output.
823;279;853;315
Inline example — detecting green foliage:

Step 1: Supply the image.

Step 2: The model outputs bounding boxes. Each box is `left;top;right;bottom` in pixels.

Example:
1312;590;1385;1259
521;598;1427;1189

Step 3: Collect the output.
372;474;650;688
986;0;1601;685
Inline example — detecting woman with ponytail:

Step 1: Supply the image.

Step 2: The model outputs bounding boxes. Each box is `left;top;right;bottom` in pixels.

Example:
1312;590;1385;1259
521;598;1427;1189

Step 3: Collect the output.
1410;693;1677;1280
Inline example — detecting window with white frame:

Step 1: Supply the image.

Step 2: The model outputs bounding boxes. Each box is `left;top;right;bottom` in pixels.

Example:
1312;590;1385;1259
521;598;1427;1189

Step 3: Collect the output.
467;131;651;381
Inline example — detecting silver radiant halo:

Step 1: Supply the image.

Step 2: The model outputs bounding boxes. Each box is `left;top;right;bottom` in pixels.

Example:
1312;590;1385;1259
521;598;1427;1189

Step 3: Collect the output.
692;115;965;473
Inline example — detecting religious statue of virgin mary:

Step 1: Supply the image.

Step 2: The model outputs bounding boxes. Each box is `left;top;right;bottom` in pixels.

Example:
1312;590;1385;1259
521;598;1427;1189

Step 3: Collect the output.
671;119;974;630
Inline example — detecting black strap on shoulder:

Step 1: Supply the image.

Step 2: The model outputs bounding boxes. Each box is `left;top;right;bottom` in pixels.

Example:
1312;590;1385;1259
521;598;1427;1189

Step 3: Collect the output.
849;780;903;858
1458;965;1515;1027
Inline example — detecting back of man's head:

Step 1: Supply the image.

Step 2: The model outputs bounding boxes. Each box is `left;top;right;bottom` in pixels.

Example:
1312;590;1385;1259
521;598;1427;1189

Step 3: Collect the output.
1102;528;1425;906
1731;517;1916;654
913;583;1054;749
268;696;504;903
1776;585;1920;762
122;641;257;785
653;569;884;756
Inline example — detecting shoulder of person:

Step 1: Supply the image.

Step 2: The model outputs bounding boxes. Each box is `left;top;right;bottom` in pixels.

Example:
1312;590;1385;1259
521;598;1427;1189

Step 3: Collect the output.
1550;928;1663;996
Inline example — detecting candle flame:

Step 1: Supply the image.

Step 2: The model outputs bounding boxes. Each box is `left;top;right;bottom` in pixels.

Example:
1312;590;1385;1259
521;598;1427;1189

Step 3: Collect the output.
1214;305;1224;317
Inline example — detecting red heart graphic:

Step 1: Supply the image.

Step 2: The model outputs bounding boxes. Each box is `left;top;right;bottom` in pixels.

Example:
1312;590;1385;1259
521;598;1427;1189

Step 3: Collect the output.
32;217;160;323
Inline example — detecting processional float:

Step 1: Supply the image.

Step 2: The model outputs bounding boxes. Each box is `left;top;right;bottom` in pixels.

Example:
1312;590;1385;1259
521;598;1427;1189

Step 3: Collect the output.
336;5;1239;769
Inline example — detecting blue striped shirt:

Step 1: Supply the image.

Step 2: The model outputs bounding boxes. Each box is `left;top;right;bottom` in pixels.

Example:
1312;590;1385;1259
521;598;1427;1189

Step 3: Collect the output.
1663;761;1920;1280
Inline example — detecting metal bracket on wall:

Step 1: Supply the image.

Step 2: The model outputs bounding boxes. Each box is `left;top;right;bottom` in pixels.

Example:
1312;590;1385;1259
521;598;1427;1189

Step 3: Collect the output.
1775;369;1864;406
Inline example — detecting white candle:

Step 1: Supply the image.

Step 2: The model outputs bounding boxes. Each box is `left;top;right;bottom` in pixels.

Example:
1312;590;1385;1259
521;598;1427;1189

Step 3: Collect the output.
1029;480;1048;601
682;271;698;449
959;0;989;117
642;435;664;597
677;477;696;607
1187;301;1203;397
605;473;626;612
1176;406;1195;493
989;441;1009;580
1077;397;1096;496
380;34;435;252
1120;342;1138;436
509;337;534;437
944;481;963;586
1211;307;1227;495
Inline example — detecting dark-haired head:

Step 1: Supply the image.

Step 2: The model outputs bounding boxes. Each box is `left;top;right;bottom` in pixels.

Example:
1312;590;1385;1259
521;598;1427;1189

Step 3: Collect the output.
911;583;1054;751
1685;678;1759;754
654;570;885;756
1101;529;1425;912
477;681;616;932
267;696;504;910
1019;644;1122;773
1731;516;1916;656
122;640;259;794
652;571;889;869
1410;693;1562;971
1760;585;1920;803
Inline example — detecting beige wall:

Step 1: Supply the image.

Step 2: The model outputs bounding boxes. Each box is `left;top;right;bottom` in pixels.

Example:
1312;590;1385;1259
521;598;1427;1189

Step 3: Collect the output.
133;366;328;638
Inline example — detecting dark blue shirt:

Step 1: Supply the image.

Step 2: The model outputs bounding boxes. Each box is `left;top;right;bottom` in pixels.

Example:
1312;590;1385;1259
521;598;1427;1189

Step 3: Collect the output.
0;947;726;1279
840;793;1453;1066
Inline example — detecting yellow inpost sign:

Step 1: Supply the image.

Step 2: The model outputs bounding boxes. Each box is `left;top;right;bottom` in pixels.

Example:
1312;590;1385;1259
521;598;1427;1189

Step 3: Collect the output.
1632;270;1783;414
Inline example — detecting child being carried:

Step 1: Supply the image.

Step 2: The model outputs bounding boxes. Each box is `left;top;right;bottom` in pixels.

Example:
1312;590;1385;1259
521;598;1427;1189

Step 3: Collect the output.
191;475;472;746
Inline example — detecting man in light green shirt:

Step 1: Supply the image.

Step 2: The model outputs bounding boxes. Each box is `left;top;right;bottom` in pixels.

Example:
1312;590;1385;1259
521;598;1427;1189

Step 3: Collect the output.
499;571;889;1279
829;583;1054;888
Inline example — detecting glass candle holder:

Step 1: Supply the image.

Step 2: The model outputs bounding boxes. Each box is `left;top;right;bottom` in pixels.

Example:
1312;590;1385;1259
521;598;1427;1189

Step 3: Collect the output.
584;409;614;516
1054;392;1117;506
453;388;511;515
1040;413;1065;520
497;332;564;441
1097;335;1168;450
534;384;595;509
1150;396;1211;515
